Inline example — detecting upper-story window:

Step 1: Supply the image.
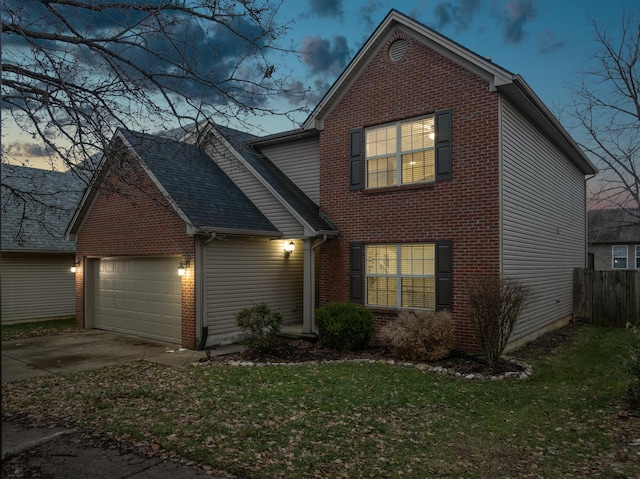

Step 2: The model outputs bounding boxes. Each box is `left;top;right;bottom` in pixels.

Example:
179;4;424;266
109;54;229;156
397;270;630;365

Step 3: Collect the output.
612;245;628;269
636;245;640;269
365;116;435;188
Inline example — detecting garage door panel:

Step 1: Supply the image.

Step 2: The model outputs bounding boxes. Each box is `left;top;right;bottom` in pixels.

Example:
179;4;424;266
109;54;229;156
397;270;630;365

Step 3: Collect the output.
93;257;181;343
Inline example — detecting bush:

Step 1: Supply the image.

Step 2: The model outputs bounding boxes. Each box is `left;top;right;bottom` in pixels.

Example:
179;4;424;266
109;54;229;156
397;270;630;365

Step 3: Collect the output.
316;302;374;351
380;310;455;361
235;302;283;352
467;277;531;369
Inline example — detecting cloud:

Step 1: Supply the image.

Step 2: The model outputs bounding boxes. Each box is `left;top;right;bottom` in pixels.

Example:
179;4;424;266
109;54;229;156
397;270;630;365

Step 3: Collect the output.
308;0;343;19
359;0;386;31
3;142;53;158
537;28;565;54
496;0;538;44
433;0;483;33
301;35;352;77
3;0;282;107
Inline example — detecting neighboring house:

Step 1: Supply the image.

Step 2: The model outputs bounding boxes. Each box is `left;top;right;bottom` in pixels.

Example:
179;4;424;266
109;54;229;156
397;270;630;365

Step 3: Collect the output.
66;10;596;351
1;164;86;323
588;209;640;270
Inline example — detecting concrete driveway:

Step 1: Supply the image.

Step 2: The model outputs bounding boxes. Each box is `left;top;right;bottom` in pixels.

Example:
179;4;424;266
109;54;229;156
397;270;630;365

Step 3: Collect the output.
1;329;233;382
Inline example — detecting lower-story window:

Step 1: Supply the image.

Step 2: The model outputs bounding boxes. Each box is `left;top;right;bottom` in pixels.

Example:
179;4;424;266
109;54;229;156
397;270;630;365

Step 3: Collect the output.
366;243;435;309
612;245;628;269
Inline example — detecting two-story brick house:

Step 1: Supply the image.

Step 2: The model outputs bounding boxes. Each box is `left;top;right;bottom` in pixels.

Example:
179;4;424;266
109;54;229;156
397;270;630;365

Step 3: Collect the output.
67;10;596;351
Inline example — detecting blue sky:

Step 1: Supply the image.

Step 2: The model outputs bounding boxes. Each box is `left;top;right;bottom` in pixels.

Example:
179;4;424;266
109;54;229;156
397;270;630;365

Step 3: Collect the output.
263;0;627;132
2;0;630;169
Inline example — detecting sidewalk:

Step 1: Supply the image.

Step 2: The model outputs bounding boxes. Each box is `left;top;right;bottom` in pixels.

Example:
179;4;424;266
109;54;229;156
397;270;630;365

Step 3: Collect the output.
2;420;229;478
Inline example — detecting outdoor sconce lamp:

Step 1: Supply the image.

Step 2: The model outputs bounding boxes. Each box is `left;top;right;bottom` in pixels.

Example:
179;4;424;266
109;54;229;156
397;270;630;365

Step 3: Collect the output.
178;260;190;276
284;241;295;258
70;260;80;273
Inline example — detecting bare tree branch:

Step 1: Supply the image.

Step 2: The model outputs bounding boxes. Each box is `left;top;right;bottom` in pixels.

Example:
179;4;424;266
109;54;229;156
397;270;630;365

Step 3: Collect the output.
568;5;640;220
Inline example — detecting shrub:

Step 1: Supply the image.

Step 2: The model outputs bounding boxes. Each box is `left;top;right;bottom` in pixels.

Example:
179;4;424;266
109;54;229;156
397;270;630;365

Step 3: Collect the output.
316;302;374;351
380;310;455;361
467;277;531;369
235;302;283;352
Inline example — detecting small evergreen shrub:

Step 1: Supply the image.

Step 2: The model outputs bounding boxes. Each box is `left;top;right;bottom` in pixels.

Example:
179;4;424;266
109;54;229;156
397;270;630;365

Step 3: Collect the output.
316;302;374;351
380;310;455;361
235;302;283;352
467;277;531;369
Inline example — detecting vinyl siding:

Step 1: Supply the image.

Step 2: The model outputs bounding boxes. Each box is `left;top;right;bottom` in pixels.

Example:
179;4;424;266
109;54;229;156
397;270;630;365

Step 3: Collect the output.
259;138;321;204
1;254;76;323
204;237;303;345
501;97;587;340
202;141;305;237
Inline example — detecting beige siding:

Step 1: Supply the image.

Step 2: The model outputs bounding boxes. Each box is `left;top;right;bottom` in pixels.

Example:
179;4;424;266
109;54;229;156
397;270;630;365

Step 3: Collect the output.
204;237;303;345
501;97;587;340
260;138;321;204
202;139;305;237
1;254;76;323
92;257;181;343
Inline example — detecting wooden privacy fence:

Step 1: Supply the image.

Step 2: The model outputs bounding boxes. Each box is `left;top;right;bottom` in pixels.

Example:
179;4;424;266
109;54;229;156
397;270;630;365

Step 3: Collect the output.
574;268;640;327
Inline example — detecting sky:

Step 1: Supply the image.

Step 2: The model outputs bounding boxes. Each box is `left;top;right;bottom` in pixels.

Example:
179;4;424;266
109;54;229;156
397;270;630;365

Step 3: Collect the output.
265;0;628;132
2;0;631;170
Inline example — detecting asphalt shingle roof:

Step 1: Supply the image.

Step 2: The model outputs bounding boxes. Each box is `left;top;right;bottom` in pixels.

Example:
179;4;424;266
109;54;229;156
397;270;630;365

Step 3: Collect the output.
1;164;85;252
214;124;336;234
588;209;640;243
118;129;278;234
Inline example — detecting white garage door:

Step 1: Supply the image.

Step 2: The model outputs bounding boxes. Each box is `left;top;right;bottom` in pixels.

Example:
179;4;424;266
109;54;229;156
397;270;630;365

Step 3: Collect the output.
93;257;181;343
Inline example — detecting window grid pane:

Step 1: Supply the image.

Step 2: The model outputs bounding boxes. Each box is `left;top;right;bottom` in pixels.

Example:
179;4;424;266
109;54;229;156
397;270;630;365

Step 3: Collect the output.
367;277;397;306
366;243;435;310
636;246;640;269
365;116;435;189
367;156;397;188
401;278;435;308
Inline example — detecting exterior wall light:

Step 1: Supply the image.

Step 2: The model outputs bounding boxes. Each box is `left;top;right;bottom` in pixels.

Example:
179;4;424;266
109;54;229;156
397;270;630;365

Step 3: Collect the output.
284;241;295;258
178;260;190;276
70;260;80;273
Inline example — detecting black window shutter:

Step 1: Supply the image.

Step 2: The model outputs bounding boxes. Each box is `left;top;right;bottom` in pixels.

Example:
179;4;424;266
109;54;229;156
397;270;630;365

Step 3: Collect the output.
350;242;363;303
435;240;453;311
350;128;363;190
435;110;452;181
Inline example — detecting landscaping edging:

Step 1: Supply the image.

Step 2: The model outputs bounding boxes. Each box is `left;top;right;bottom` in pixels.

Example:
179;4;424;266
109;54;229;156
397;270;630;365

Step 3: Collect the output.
193;356;533;381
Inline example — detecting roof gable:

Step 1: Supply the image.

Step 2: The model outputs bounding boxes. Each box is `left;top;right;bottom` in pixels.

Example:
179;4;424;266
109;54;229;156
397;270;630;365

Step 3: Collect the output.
588;209;640;243
208;124;336;236
302;9;596;176
67;130;280;239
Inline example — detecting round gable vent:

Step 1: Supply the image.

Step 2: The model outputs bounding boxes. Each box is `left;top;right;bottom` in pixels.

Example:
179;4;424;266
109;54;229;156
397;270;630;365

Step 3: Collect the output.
388;39;408;61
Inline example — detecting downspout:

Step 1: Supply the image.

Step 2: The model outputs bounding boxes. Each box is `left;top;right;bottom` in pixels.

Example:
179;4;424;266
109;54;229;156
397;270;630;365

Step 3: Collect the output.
310;235;328;334
197;233;217;351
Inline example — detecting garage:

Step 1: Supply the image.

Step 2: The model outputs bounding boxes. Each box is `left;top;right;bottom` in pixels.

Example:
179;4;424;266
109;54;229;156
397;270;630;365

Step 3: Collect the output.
91;257;181;343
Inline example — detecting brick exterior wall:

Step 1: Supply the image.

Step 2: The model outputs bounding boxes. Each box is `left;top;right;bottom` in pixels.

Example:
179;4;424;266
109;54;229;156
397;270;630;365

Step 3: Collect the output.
317;31;501;351
74;157;197;348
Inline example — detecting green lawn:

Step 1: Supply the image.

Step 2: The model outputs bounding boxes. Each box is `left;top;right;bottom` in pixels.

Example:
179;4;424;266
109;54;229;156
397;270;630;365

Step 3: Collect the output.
3;324;639;478
1;317;77;341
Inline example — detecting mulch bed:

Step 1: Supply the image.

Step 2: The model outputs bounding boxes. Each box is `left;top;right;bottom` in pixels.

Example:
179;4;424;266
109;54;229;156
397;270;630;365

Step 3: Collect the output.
205;334;551;376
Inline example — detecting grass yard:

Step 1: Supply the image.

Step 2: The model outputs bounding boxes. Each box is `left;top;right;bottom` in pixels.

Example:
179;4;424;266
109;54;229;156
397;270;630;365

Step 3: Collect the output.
2;323;640;478
1;317;77;341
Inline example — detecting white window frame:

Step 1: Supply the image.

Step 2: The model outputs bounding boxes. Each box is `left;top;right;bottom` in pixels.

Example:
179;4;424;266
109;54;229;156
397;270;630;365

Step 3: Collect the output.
365;243;436;309
612;245;628;269
365;116;435;189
